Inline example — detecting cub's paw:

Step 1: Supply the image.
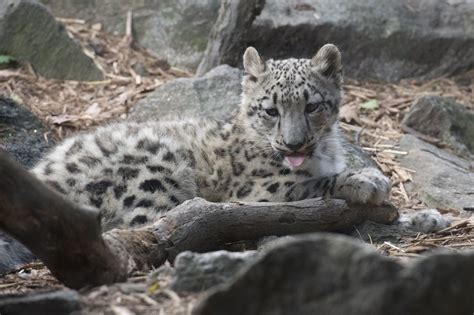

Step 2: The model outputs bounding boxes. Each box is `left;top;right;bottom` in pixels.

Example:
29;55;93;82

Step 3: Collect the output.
337;168;391;205
398;209;451;233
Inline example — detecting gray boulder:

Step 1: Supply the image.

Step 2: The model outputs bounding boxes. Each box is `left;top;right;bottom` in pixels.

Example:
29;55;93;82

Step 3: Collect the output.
0;0;102;81
0;97;52;168
399;134;474;214
0;231;34;275
41;0;474;79
246;0;474;81
194;233;474;315
171;250;259;293
41;0;221;71
402;95;474;157
128;65;242;121
0;290;82;315
0;97;50;274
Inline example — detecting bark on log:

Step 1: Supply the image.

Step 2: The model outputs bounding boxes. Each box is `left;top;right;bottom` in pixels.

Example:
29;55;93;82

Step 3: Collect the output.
0;151;398;289
196;0;266;76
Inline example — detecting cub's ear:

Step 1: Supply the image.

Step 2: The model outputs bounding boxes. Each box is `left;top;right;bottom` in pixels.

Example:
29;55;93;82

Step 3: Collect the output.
243;47;266;80
311;44;343;87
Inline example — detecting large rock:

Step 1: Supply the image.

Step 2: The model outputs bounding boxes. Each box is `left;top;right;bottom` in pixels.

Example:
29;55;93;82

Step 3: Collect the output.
402;95;474;157
246;0;474;81
0;97;52;168
0;0;102;81
171;250;259;293
41;0;221;71
0;98;50;274
128;65;242;121
0;231;34;275
0;290;81;315
194;234;474;315
42;0;474;79
399;135;474;214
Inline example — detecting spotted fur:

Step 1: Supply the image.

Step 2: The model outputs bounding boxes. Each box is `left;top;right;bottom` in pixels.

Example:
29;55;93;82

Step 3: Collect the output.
32;44;391;229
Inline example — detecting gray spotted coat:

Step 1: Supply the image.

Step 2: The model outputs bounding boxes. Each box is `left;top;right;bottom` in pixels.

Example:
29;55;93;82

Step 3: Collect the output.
32;45;392;229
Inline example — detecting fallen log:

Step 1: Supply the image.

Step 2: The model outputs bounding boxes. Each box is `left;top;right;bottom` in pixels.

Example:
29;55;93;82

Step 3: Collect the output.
0;151;398;289
154;198;399;262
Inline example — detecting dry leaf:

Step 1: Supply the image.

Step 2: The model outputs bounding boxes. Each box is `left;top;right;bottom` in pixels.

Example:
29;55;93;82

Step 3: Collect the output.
339;104;361;124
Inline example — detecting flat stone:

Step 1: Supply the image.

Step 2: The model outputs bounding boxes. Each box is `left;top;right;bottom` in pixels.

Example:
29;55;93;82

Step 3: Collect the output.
171;250;258;293
399;135;474;214
402;95;474;156
0;0;102;81
194;233;474;315
0;290;81;315
128;65;242;121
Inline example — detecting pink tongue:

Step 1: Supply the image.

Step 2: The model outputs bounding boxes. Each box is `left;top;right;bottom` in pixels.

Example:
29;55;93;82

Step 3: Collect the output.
284;154;306;168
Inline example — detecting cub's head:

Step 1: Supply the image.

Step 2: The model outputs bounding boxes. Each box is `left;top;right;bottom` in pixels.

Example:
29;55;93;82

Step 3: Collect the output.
240;44;343;168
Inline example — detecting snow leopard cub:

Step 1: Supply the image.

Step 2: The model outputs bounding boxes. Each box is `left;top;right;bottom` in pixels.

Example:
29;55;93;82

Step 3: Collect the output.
32;44;391;230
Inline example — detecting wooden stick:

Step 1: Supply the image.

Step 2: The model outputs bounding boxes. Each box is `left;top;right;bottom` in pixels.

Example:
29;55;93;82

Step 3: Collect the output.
0;151;398;288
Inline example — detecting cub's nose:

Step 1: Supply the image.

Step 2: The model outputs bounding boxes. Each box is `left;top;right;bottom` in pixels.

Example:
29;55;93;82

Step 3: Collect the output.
284;141;304;152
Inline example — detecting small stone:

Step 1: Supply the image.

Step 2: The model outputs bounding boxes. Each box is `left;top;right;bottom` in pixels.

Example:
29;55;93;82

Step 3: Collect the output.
88;38;106;57
147;265;176;290
171;250;258;293
0;290;82;315
132;62;150;77
117;282;147;294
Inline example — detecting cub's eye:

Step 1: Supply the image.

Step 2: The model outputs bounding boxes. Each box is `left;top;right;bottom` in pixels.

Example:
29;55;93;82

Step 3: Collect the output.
265;108;279;117
305;102;321;113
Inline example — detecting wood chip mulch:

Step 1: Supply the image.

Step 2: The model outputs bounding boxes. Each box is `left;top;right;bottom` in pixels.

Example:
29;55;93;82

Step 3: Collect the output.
0;17;191;140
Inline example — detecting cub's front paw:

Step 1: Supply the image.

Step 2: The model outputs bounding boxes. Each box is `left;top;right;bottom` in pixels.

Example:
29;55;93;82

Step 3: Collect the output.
337;168;391;205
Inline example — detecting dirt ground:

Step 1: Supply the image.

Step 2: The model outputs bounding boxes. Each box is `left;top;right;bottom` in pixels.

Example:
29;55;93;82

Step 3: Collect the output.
0;19;473;314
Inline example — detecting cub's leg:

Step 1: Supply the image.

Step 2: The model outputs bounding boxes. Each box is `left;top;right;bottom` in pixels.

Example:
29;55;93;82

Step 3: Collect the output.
284;167;391;205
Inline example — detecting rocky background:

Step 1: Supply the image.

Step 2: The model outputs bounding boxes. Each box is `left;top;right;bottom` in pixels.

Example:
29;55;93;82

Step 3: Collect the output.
0;0;473;314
